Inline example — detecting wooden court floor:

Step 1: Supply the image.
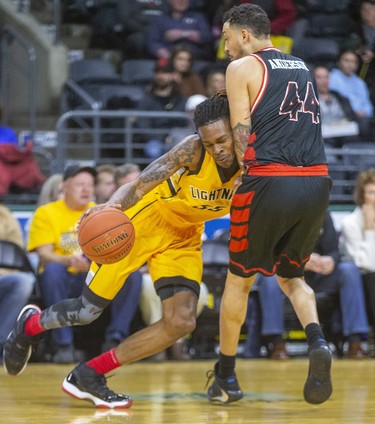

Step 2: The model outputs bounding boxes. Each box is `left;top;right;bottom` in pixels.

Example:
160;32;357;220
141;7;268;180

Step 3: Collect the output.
1;359;375;424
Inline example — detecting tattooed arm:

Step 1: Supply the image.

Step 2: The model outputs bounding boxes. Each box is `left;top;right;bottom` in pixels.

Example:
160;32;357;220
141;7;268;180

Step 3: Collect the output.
109;134;202;211
225;56;264;169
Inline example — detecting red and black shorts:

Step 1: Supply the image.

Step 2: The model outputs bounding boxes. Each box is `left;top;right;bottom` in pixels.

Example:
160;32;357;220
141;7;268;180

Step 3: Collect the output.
229;174;332;278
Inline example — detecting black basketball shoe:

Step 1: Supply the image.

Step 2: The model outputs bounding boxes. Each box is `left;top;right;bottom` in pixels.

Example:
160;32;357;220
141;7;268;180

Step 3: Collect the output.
304;341;333;404
3;304;42;376
62;363;133;409
206;362;243;404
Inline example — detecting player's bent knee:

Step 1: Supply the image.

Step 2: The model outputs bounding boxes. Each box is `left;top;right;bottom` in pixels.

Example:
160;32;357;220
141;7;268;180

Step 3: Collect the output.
165;314;196;338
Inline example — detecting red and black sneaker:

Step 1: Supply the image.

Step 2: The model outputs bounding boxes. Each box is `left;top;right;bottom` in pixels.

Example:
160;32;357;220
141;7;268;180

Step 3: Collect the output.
3;304;41;376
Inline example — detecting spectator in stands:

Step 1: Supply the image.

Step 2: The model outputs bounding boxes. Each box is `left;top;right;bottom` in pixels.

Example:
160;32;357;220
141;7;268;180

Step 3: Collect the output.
341;169;375;334
85;1;123;50
136;58;188;159
304;211;368;359
205;68;226;97
313;65;359;148
37;174;63;207
0;203;36;356
27;165;97;363
189;0;222;23
346;1;375;105
95;164;116;204
146;0;213;61
114;163;141;188
117;0;168;59
0;123;45;197
329;49;374;140
170;45;206;97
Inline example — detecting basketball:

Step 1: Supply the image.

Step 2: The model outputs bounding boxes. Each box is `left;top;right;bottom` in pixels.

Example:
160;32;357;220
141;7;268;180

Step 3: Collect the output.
78;207;135;264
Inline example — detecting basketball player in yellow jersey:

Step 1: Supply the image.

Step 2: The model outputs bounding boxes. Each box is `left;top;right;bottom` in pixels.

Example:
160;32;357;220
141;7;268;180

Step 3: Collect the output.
4;93;240;409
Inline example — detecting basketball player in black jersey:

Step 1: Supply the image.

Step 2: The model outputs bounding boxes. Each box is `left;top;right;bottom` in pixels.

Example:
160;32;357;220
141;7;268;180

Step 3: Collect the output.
206;4;333;405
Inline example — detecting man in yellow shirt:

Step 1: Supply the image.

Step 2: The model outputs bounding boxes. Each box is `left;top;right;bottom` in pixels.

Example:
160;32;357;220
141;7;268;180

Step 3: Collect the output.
27;165;97;362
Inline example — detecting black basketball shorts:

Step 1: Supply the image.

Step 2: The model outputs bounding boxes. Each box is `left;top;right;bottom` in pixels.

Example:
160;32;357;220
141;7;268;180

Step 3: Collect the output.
228;175;332;278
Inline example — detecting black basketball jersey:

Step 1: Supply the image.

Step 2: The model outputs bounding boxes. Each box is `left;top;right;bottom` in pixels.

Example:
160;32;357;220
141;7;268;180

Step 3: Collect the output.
244;48;327;169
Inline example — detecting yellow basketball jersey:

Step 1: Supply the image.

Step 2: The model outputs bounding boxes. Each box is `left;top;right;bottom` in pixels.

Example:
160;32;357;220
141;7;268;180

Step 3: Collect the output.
153;150;240;227
87;152;239;299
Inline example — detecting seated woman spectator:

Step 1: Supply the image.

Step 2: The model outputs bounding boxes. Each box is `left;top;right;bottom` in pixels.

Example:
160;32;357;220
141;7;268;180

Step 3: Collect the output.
313;65;359;148
341;169;375;334
170;46;206;97
329;50;374;140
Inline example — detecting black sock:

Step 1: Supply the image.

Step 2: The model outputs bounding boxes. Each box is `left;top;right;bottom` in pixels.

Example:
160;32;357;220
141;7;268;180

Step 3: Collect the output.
305;323;326;347
217;352;236;378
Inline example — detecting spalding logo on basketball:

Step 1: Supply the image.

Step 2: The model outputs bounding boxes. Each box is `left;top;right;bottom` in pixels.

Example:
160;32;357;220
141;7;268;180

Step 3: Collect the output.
78;207;135;264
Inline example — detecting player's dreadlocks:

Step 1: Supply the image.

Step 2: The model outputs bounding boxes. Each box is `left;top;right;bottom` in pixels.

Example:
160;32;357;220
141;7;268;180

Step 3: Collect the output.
193;91;229;129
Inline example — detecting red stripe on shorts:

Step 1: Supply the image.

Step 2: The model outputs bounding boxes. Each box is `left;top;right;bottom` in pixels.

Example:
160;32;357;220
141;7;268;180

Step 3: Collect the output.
229;191;254;253
229;237;248;252
229;257;277;276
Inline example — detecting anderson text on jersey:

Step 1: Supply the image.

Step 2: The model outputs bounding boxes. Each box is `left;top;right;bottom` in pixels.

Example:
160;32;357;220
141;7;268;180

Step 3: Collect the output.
268;59;309;71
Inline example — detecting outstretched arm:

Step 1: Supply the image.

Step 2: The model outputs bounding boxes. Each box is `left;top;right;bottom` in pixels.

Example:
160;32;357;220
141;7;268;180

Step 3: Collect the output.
110;134;202;211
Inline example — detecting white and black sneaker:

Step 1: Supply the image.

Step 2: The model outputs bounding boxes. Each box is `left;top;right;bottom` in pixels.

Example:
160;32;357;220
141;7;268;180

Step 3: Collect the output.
206;362;243;404
3;304;42;376
62;363;133;409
